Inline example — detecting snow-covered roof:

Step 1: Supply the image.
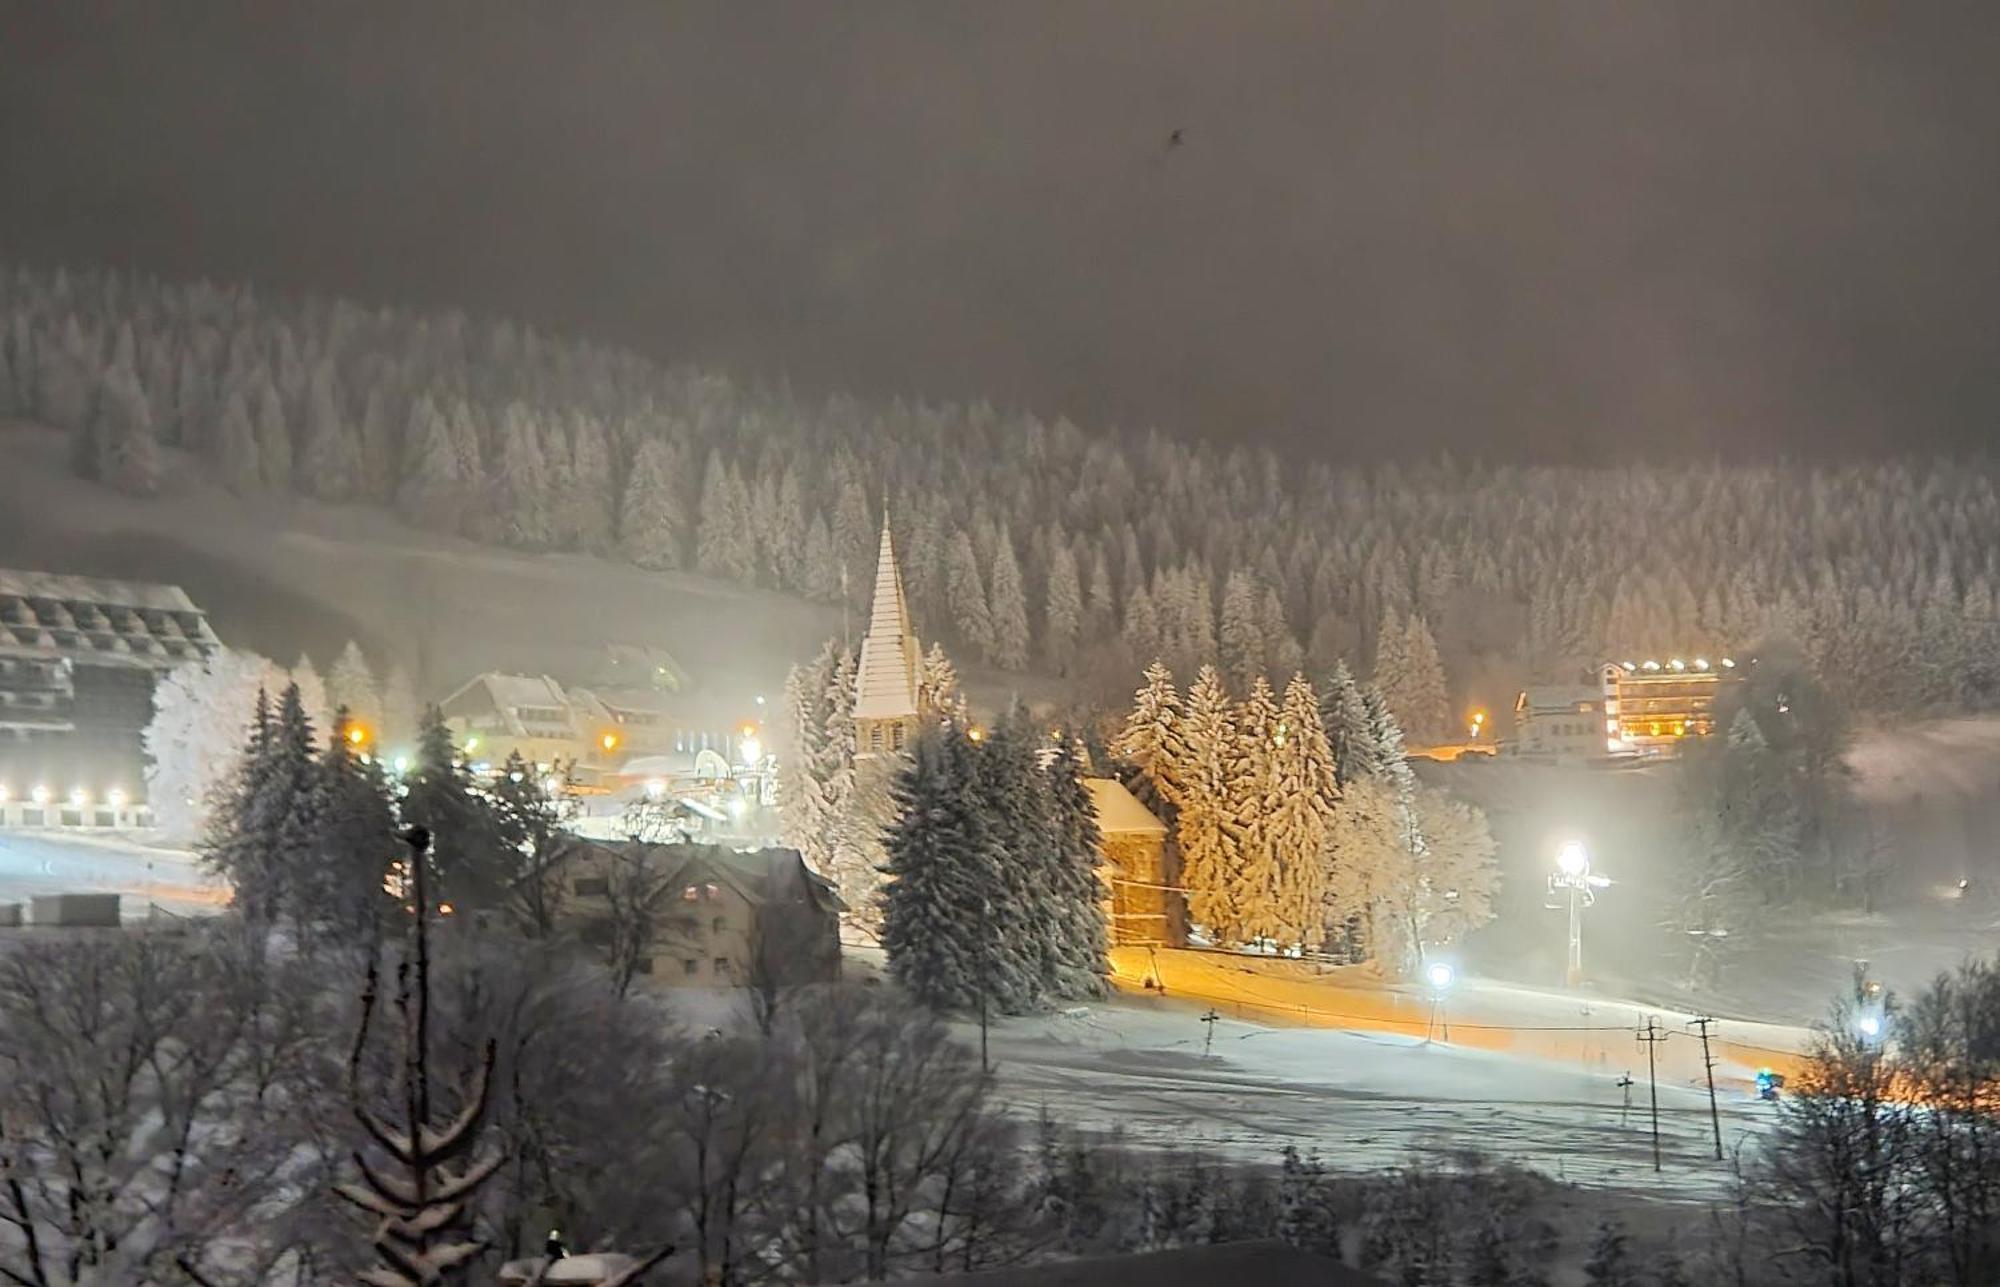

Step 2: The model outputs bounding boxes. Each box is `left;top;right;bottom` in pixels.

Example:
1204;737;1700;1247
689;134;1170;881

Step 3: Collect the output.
0;567;218;668
439;672;577;737
1083;778;1166;836
852;516;921;722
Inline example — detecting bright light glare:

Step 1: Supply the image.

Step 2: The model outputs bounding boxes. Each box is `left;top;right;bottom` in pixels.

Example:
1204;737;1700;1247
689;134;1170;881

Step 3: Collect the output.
645;778;666;799
31;785;50;805
107;788;126;810
1858;1014;1881;1038
741;735;762;765
69;788;89;807
1426;962;1455;990
1556;841;1588;877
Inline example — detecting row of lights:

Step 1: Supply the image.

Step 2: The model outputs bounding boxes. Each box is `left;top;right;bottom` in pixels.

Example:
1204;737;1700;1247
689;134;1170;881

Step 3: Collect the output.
0;784;129;809
1618;657;1737;674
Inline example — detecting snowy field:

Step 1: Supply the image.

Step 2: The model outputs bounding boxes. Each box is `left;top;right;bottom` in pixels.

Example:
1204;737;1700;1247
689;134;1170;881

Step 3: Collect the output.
0;830;222;918
974;994;1775;1202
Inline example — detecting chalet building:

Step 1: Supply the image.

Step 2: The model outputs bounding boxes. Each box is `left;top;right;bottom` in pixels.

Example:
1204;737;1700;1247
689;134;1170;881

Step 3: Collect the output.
0;569;220;822
1084;777;1179;946
853;516;921;758
1509;684;1606;761
438;670;739;777
553;840;843;986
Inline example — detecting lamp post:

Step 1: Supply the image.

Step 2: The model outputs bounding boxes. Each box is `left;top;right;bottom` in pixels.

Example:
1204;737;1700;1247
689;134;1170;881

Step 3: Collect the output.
1549;841;1608;987
1424;961;1455;1043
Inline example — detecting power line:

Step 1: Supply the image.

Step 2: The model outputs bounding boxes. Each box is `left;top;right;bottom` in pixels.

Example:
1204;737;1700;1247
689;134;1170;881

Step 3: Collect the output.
1690;1016;1724;1161
1638;1017;1668;1173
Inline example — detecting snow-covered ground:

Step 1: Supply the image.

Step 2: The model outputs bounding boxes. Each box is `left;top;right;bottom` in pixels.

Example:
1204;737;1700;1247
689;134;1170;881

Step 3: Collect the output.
0;830;223;919
975;993;1774;1201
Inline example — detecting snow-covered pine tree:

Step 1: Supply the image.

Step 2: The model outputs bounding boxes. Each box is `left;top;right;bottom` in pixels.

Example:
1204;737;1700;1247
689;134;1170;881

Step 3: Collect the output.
487;748;568;938
1121;584;1159;665
380;663;420;751
399;706;504;911
268;684;329;937
251;374;293;491
968;709;1054;1012
820;647;880;914
1219;571;1265;691
291;652;333;737
297;360;358;500
1043;538;1083;674
562;411;615;552
328;640;380;728
917;640;964;719
317;704;397;942
146;650;286;841
1262;585;1306;680
881;723;999;1010
946;531;995;656
777;643;838;875
1318;658;1376;786
356;384;399;502
618;435;685;569
216;389;263;495
1177;665;1244;945
1229;676;1286;946
396;396;465;527
695;449;752;581
1115;660;1186;810
492;403;554;549
801;510;839;602
1043;735;1111;999
987;530;1031;671
94;355;160;495
1263;675;1338;950
1396;614;1451;745
200;687;279;918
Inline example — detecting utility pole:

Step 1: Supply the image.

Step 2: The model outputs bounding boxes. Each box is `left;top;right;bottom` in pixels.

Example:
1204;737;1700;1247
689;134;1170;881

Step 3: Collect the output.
1691;1016;1724;1161
1200;1008;1222;1058
1638;1017;1667;1172
978;892;991;1073
1616;1072;1634;1129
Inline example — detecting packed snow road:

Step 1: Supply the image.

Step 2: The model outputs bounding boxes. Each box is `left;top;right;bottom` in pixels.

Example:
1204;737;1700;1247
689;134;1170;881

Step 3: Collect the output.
0;831;224;918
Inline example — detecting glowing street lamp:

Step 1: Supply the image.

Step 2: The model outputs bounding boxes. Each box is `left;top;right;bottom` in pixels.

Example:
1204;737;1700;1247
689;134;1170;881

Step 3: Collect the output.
1424;961;1456;1042
107;788;126;812
1548;841;1609;987
740;734;762;767
31;785;50;806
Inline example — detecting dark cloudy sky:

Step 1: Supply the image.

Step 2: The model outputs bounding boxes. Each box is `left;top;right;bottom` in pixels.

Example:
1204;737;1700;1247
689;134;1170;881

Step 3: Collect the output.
3;2;1996;461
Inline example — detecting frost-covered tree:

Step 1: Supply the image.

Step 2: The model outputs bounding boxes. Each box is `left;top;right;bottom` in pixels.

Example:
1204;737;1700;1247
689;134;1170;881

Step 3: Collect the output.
1262;675;1338;950
143;648;285;841
1229;676;1285;945
881;723;1000;1011
1043;736;1111;999
400;706;505;912
1043;538;1083;674
317;704;398;941
297;360;357;500
917;640;964;719
328;639;380;725
1218;571;1265;691
987;530;1031;671
251;374;293;491
215;388;263;495
778;642;840;876
968;711;1054;1012
695;449;752;581
396;395;466;526
92;355;160;495
619;435;684;569
946;530;995;652
291;651;333;735
1176;666;1244;945
1116;662;1185;811
380;662;421;750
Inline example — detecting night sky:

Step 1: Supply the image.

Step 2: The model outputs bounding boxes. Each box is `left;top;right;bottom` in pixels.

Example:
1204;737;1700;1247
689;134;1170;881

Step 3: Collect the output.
3;1;1996;462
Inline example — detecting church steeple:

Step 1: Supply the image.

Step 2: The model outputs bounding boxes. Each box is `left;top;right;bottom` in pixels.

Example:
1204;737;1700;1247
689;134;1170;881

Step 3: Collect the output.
853;512;921;756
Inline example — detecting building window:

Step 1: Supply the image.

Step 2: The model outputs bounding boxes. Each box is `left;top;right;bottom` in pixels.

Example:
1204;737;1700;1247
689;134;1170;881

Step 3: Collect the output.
682;885;701;902
869;725;884;752
714;958;732;974
574;877;608;897
713;916;727;934
683;959;700;976
704;883;720;901
891;723;905;751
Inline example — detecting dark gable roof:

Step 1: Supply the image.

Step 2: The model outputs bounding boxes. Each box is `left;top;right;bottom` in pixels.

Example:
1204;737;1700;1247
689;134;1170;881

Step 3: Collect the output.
560;840;845;912
890;1240;1381;1287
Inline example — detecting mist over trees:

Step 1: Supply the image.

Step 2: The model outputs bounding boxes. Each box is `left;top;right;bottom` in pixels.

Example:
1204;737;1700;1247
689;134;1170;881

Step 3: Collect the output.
7;262;2000;719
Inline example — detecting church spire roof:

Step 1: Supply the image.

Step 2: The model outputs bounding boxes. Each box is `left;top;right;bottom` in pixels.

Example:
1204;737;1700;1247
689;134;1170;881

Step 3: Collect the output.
853;513;921;723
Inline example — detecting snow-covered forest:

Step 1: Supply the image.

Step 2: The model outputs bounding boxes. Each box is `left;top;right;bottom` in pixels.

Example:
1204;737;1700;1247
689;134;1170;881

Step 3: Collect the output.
6;261;2000;718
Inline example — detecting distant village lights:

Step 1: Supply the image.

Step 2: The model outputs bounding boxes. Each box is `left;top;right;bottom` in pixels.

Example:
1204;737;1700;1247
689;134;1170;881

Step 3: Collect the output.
30;785;50;806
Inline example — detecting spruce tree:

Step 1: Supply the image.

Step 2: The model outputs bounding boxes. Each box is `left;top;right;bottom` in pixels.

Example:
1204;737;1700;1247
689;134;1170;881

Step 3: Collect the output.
1043;539;1083;674
917;641;964;719
1265;675;1338;949
489;748;566;936
881;724;998;1010
399;705;503;911
619;436;684;569
970;709;1054;1012
94;356;160;495
1177;665;1244;945
380;663;420;750
945;531;995;654
1319;658;1376;786
1219;571;1265;691
252;375;292;490
327;640;380;727
297;360;357;500
216;389;262;495
1044;736;1111;999
318;705;397;942
988;532;1031;671
395;396;464;526
777;643;837;874
266;684;327;937
201;687;280;919
1397;614;1452;745
1115;660;1185;821
1230;676;1285;945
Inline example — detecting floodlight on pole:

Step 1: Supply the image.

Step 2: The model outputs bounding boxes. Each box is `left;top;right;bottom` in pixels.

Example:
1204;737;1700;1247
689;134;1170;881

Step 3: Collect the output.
1549;840;1604;988
1426;961;1455;991
1424;961;1456;1043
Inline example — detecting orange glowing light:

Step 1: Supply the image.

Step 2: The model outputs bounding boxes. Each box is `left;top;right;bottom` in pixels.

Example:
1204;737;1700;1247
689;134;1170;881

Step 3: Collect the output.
600;732;620;752
346;724;368;746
